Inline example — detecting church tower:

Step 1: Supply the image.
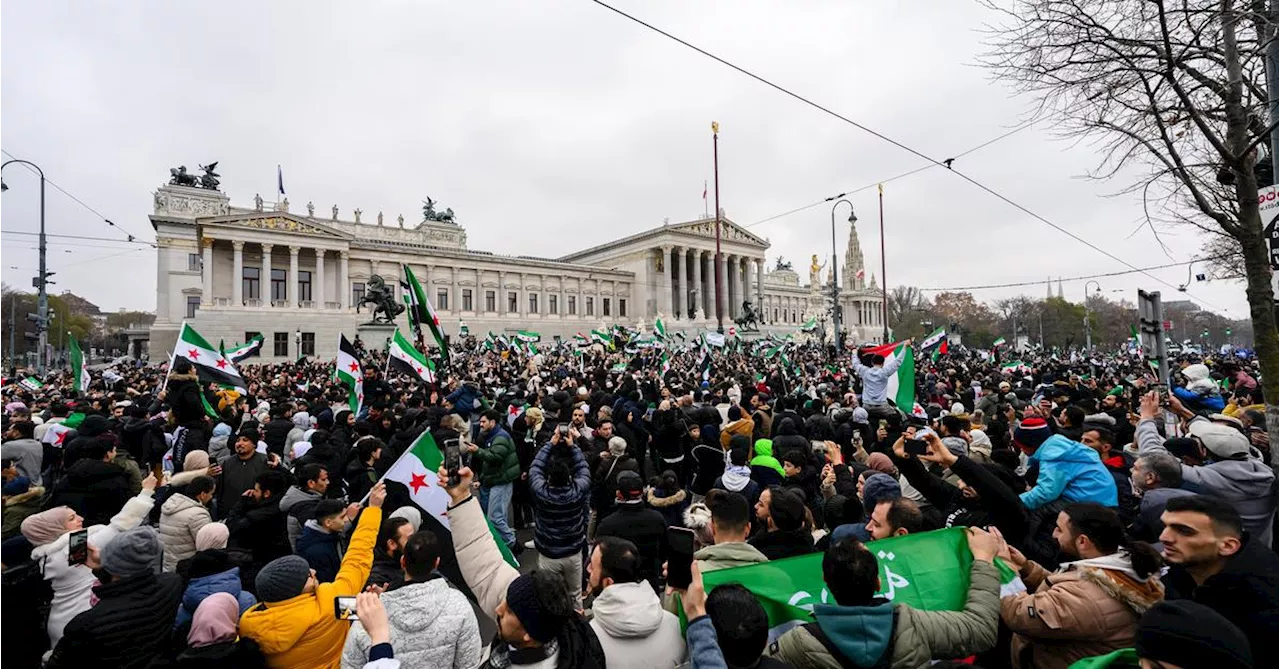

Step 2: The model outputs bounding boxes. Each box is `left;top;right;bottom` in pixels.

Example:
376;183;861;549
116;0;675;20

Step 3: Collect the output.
843;217;868;292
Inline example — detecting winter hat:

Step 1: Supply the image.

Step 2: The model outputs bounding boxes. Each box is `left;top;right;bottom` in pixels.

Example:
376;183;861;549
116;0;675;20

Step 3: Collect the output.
1163;437;1201;460
850;407;869;425
2;476;31;497
941;436;969;458
255;555;313;603
1013;417;1052;453
390;506;423;532
188;592;241;648
608;436;628;458
183;450;211;472
861;472;901;508
1136;600;1251;669
1180;364;1211;382
78;414;109;437
504;573;568;643
101;526;163;578
212;422;233;438
195;522;230;551
1187;420;1250;459
21;507;74;546
1106;385;1125;397
949;402;965;416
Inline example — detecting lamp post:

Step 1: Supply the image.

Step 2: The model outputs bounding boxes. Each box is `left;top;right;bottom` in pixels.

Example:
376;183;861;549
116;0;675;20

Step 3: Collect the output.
830;199;855;355
1083;281;1102;350
877;185;889;343
1;159;48;375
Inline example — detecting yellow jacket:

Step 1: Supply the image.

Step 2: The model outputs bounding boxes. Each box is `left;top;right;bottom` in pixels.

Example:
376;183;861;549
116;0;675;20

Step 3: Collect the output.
239;507;382;669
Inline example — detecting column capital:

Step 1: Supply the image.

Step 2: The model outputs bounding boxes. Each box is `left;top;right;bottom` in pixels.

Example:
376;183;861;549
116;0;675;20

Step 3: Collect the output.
288;245;301;255
660;244;673;253
261;243;274;253
339;250;350;260
231;240;245;250
201;237;215;248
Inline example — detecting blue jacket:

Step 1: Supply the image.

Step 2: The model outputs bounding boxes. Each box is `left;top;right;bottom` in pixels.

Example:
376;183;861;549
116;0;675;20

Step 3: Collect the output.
445;385;481;419
528;443;591;558
1172;385;1226;413
1019;435;1119;510
295;521;342;583
174;567;257;629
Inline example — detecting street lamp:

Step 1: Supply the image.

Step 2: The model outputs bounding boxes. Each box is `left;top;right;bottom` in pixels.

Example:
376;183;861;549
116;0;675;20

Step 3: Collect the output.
830;199;855;355
1;159;48;375
1083;281;1102;350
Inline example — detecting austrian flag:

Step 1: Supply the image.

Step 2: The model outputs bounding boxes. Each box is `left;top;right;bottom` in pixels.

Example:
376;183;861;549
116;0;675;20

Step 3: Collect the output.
176;323;246;387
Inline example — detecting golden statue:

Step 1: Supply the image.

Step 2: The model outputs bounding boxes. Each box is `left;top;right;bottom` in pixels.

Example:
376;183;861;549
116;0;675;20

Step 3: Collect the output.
809;254;826;288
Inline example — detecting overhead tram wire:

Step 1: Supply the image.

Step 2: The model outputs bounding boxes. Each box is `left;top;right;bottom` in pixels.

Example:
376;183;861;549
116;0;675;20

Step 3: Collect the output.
4;230;157;248
0;148;152;245
586;0;1228;312
746;119;1039;229
918;256;1229;292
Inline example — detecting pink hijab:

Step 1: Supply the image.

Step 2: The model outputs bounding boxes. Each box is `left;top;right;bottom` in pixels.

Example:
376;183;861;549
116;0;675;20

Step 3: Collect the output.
21;507;73;546
195;523;229;551
188;592;240;647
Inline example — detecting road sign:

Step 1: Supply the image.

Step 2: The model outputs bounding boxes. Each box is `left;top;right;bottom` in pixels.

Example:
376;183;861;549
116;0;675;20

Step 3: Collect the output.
1162;320;1172;331
1261;185;1278;270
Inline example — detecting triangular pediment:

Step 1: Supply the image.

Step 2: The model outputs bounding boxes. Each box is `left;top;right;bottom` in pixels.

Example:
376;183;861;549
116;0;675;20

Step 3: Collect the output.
668;217;768;247
199;212;353;240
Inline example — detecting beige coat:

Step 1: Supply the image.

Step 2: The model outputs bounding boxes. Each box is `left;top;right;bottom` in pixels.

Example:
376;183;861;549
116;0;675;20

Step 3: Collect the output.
159;492;211;572
1002;555;1164;669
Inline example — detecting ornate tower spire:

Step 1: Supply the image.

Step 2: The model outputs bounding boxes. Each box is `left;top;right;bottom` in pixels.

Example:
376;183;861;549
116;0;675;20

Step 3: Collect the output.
843;216;868;291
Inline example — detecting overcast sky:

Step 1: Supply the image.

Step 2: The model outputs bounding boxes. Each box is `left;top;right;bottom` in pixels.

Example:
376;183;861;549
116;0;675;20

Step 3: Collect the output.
1;0;1250;321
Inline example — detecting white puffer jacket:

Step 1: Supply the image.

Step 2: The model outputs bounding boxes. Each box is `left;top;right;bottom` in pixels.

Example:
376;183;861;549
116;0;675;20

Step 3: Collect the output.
159;492;212;572
340;578;483;669
31;488;155;651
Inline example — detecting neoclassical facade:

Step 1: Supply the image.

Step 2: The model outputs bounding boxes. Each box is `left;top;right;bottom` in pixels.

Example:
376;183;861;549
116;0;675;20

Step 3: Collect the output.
149;180;885;361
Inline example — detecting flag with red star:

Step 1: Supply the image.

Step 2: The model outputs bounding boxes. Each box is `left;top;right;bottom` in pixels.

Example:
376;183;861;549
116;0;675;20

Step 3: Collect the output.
380;429;517;568
387;328;436;384
336;333;364;416
175;323;246;388
403;264;449;364
41;422;72;447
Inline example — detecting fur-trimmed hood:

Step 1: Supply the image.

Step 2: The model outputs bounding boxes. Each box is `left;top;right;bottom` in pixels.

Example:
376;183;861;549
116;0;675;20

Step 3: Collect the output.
4;485;45;506
646;488;687;508
1061;552;1164;615
168;371;200;383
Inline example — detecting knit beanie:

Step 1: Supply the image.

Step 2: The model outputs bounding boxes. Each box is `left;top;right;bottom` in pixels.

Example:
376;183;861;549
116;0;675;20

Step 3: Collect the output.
1136;601;1251;669
390;506;423;532
256;555;313;603
101;526;163;578
1013;417;1052;453
195;522;230;551
21;506;74;547
861;472;901;508
850;407;869;425
504;573;567;643
183;450;211;472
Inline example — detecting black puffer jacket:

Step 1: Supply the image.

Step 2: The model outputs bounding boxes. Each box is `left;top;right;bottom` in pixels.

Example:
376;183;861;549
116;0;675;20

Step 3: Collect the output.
44;571;184;669
167;372;207;428
225;496;290;584
46;458;132;527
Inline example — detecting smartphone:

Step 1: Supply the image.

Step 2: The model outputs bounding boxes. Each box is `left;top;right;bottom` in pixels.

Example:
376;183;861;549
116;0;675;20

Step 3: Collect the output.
67;529;89;566
666;527;696;590
334;596;358;621
443;439;463;487
558;423;571;436
904;439;929;456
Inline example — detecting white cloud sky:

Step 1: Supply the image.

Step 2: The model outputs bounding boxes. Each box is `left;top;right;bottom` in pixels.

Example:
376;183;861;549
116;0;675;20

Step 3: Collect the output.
1;0;1249;319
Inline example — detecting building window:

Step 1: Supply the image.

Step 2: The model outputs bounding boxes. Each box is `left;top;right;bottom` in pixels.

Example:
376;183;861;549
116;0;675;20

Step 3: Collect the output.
508;291;518;312
242;267;261;301
185;296;200;319
271;269;288;302
462;289;473;312
568;295;577;315
300;332;316;356
352;282;365;306
602;298;611;317
188;253;202;272
485;290;496;312
774;308;779;322
619;298;627;317
273;332;289;357
549;295;558;314
436;288;449;311
244;332;262;358
529;294;539;314
586;297;595;316
297;271;312;303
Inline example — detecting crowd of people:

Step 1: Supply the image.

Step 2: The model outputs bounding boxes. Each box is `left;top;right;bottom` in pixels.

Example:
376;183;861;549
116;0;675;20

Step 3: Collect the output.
0;331;1274;668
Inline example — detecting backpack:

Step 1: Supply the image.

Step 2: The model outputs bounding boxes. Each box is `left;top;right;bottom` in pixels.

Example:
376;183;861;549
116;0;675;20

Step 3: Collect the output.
802;608;900;669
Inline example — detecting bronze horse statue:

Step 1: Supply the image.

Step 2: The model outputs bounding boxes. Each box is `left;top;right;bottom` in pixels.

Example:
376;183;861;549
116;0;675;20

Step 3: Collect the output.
357;274;404;324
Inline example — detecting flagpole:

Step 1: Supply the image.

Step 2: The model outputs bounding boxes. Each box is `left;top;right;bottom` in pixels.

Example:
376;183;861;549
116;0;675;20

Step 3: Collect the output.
877;184;889;344
712;121;724;335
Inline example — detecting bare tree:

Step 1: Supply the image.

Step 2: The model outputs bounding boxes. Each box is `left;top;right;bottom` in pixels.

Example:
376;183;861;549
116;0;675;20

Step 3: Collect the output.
982;0;1278;446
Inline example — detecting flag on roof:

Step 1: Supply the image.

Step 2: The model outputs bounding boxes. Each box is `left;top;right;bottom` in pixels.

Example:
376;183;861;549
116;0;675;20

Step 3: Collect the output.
859;340;914;409
176;323;246;388
387;329;435;384
69;335;90;393
336;333;364;416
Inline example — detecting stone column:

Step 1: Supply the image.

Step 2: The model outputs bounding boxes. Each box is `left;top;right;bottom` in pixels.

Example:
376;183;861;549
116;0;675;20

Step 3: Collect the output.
519;272;527;316
260;244;273;304
709;251;720;322
692;250;704;319
498;271;507;314
756;258;764;311
201;237;214;305
659;246;673;318
232;241;244;305
730;255;742;319
450;267;459;313
673;246;686;320
339;251;350;309
314;250;326;307
559;279;567;319
288;246;300;307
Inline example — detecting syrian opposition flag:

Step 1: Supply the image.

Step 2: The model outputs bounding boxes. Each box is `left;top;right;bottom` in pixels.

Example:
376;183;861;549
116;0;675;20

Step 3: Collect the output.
800;316;818;332
654;317;668;340
506;402;526;428
859;340;915;409
387;329;435;384
1001;360;1027;374
696;349;712;381
403;264;448;364
514;331;540;343
176;323;246;388
377;430;516;594
69;335;90;393
991;337;1007;349
660;352;672;377
42;422;73;447
336;333;364;415
19;376;43;392
222;334;264;363
675;527;1024;640
921;327;947;351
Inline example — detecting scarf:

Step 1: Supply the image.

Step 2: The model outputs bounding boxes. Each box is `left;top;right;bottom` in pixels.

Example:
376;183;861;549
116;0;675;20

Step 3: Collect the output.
188;592;240;647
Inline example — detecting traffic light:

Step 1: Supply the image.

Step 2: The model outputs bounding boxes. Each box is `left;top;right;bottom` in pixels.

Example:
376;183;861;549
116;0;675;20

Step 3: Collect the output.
1202;329;1210;338
1226;328;1232;336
